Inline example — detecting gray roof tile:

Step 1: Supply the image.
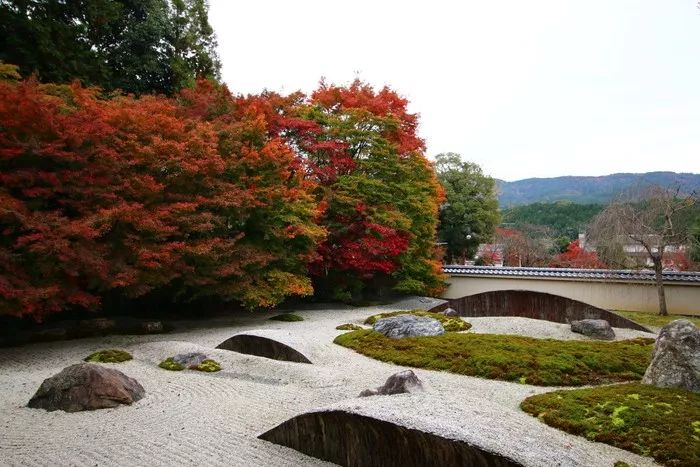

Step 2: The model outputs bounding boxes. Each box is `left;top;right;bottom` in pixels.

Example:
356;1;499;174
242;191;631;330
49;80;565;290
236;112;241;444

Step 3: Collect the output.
442;265;700;283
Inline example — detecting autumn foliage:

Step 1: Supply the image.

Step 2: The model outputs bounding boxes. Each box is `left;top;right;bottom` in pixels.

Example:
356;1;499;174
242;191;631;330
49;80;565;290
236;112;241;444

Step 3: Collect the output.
0;68;445;319
550;240;607;269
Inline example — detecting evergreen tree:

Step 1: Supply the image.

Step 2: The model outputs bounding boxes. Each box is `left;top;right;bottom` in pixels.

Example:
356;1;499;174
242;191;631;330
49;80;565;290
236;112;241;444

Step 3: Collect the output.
0;0;220;95
435;153;500;263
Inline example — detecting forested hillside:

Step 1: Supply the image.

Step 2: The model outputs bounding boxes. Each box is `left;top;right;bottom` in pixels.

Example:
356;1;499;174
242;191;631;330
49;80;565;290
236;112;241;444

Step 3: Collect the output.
500;202;603;238
497;172;700;207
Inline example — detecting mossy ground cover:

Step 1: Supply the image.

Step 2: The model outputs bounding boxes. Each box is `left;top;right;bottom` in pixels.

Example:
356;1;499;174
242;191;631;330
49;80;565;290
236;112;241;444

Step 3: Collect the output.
269;313;304;322
336;323;363;331
334;330;654;386
364;310;471;332
615;310;700;330
191;359;221;372
158;357;221;372
84;349;133;363
521;383;700;467
159;357;184;371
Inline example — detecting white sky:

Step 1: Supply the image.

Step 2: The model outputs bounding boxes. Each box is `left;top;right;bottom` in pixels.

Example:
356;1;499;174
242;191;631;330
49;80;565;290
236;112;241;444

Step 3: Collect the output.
209;0;700;181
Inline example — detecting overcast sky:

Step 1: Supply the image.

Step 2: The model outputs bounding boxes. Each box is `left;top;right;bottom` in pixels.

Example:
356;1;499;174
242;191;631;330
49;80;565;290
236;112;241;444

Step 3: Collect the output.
209;0;700;181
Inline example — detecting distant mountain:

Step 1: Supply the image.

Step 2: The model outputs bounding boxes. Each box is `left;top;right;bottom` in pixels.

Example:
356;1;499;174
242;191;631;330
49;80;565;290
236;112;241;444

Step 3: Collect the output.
496;172;700;207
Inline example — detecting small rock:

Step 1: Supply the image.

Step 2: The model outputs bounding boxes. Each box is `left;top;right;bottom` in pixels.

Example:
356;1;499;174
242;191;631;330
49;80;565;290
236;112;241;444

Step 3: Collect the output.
172;352;208;368
642;319;700;393
359;370;424;397
373;314;445;339
570;319;615;340
27;363;144;412
442;308;458;317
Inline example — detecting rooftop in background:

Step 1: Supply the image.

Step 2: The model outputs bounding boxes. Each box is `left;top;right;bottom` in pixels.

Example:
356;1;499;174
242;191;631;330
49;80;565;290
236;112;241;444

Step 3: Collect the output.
443;265;700;284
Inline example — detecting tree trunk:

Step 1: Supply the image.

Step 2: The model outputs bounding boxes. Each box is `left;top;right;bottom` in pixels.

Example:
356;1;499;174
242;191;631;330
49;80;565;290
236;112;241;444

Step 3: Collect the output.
653;257;668;316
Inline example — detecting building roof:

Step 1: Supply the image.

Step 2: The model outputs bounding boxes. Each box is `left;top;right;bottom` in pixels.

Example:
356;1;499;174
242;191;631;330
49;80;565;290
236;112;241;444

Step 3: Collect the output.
442;265;700;283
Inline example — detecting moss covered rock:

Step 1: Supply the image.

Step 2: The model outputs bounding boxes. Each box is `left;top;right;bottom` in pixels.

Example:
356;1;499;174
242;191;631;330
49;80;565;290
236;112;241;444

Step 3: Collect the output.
84;349;133;363
159;356;222;372
158;357;185;371
191;359;221;372
364;310;471;332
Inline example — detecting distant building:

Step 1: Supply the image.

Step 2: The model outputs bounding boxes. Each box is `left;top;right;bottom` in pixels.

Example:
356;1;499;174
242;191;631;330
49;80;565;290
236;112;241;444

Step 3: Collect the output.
579;233;688;270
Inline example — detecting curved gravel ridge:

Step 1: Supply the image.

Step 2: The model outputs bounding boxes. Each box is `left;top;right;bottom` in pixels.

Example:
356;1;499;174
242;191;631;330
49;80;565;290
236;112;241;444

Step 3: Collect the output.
294;390;657;467
0;301;658;466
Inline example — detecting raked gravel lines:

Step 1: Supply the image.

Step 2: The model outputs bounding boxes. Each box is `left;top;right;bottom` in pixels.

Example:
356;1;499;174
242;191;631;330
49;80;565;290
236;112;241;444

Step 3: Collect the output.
0;301;658;466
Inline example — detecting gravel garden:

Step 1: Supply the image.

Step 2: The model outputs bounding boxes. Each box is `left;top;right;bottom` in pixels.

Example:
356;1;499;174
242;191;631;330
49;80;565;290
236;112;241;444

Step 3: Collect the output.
1;297;698;466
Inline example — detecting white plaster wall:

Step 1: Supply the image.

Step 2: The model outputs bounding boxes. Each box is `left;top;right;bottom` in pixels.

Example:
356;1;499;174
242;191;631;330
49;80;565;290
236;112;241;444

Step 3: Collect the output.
442;276;700;315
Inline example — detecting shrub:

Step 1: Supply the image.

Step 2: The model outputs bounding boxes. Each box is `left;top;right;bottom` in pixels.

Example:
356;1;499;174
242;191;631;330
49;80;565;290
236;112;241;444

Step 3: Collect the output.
364;309;471;332
84;349;133;363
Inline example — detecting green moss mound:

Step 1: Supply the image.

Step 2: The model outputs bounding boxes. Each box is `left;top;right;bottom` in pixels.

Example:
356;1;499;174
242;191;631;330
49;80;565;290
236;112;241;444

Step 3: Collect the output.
336;323;363;331
364;309;471;332
615;310;700;330
191;359;221;372
334;330;654;386
521;383;700;467
158;357;185;371
270;313;304;322
84;349;133;363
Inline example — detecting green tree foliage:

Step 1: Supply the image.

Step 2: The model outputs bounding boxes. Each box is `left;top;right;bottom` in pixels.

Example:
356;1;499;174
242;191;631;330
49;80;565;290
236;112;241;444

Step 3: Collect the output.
501;201;603;239
276;80;446;299
0;0;220;95
435;153;499;263
169;0;220;90
690;217;700;263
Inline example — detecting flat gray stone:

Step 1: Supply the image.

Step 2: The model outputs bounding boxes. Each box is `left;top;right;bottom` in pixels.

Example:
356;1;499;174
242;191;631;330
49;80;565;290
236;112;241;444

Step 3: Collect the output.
373;315;444;339
570;319;615;340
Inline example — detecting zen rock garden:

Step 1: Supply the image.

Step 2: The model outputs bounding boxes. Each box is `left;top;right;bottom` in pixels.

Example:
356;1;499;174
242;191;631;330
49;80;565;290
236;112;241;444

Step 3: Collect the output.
2;299;696;467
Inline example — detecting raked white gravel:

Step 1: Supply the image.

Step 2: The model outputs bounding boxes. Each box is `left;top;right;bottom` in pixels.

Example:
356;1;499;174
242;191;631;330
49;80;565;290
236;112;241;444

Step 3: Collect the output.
0;300;659;466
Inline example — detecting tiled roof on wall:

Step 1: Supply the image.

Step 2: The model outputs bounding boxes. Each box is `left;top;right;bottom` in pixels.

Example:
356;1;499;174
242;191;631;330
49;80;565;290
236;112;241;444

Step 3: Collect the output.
442;265;700;283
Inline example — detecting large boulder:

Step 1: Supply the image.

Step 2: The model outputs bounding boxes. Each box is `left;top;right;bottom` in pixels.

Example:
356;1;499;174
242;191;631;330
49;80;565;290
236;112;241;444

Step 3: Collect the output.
359;370;424;397
27;363;145;412
570;319;615;340
642;319;700;393
373;315;445;339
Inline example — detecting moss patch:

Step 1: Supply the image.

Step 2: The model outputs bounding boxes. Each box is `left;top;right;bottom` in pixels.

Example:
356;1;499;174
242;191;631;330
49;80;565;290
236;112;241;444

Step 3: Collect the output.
191;359;221;372
336;323;363;331
334;330;654;386
84;349;133;363
615;310;700;330
364;309;471;332
270;313;304;322
521;383;700;467
158;357;185;371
